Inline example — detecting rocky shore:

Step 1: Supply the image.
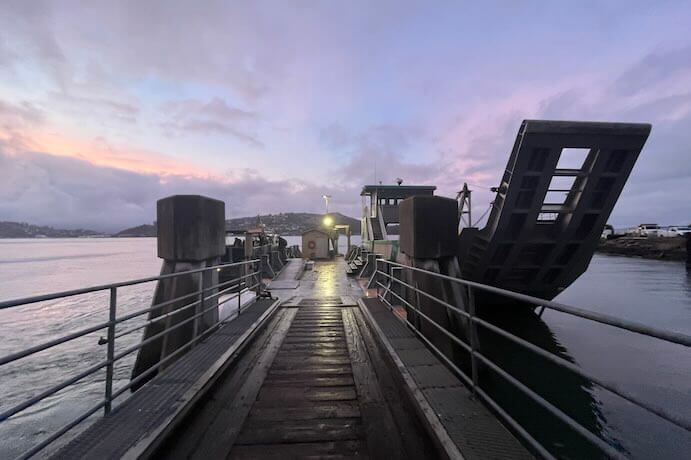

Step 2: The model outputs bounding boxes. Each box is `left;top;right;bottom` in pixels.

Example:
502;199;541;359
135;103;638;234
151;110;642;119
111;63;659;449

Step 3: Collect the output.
597;236;688;261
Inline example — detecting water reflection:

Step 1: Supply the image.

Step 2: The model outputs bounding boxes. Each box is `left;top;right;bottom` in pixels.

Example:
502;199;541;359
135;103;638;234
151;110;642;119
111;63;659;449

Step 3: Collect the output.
396;259;618;458
478;307;618;459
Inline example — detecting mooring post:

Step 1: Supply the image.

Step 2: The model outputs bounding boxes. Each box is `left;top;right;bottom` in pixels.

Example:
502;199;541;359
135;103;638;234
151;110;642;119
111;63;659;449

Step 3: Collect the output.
131;195;225;390
399;195;459;357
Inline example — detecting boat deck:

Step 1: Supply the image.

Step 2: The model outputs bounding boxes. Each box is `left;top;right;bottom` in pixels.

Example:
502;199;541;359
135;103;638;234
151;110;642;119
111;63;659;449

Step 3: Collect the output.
54;259;530;459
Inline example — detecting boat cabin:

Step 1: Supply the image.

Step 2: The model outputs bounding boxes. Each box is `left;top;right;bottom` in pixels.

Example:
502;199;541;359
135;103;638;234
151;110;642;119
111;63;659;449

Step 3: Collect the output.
360;184;436;241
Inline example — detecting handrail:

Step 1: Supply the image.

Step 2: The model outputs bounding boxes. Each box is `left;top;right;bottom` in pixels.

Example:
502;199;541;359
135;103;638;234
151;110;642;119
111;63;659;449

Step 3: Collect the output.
0;259;258;310
0;258;263;459
374;259;690;458
380;259;691;347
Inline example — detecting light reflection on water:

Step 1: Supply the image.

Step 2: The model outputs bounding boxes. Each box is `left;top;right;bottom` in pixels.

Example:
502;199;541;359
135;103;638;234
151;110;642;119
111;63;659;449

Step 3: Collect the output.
0;238;689;458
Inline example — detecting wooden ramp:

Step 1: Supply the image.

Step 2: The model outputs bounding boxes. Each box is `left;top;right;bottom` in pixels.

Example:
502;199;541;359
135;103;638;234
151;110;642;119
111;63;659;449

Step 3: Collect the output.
56;259;530;459
158;296;436;459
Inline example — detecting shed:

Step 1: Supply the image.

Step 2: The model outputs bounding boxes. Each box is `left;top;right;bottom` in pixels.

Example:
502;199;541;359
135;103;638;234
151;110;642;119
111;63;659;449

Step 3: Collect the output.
302;229;330;259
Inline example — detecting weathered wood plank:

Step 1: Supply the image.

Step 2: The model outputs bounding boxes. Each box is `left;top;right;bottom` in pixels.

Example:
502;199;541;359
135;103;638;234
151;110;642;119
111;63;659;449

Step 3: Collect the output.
235;418;363;445
187;308;297;460
262;375;355;387
255;386;358;404
351;307;438;459
342;308;407;459
267;365;353;376
229;440;368;459
281;337;346;345
246;402;361;422
272;356;352;366
158;309;291;459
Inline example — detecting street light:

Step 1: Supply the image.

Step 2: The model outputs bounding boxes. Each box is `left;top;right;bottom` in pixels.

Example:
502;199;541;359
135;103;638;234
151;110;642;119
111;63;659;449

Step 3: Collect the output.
322;194;332;214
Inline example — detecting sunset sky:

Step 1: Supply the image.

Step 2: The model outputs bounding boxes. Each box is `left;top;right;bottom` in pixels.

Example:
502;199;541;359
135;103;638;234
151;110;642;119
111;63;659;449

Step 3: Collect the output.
1;1;690;231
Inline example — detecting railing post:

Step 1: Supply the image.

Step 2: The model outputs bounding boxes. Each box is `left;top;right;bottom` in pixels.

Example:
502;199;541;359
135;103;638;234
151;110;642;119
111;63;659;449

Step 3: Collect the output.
238;264;243;315
375;259;381;298
104;287;116;415
193;270;203;348
468;286;479;394
255;260;262;296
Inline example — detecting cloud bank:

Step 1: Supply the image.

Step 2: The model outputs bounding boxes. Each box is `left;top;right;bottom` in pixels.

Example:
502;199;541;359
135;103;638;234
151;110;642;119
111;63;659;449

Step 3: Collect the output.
0;1;690;230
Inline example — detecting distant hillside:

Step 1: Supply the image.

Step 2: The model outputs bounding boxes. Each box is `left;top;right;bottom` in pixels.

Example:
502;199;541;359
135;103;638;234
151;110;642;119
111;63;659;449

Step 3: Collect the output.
114;224;157;237
228;212;360;235
0;221;103;238
110;212;359;237
1;212;361;239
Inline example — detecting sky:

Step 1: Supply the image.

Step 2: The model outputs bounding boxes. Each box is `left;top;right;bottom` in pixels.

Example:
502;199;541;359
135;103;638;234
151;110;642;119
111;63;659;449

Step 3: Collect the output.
1;1;690;232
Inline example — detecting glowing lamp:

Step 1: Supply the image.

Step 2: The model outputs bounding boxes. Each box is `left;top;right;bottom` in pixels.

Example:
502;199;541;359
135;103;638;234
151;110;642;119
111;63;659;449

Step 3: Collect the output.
323;216;334;227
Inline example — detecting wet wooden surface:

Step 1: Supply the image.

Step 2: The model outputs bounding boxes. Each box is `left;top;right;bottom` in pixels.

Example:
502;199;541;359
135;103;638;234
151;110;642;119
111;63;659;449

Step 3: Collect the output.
154;259;529;459
158;260;435;459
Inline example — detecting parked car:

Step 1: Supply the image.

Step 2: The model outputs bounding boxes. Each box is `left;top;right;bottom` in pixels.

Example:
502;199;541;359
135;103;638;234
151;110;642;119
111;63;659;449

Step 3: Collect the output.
637;224;660;237
668;226;691;236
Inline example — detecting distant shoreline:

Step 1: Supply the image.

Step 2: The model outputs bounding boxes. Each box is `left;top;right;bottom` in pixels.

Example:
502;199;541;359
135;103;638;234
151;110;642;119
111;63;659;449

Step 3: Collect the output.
596;236;688;261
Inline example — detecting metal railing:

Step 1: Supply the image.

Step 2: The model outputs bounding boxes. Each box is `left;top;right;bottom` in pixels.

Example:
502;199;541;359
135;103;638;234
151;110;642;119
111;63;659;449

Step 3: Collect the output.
374;259;691;459
0;259;262;459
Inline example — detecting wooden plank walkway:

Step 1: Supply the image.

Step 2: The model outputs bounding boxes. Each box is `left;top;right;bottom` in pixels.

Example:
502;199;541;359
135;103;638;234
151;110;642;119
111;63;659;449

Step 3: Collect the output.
159;296;435;459
56;259;531;459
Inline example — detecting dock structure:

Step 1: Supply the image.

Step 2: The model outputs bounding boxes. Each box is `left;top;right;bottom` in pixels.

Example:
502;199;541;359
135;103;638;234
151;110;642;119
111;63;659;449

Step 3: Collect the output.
53;258;529;459
5;129;689;460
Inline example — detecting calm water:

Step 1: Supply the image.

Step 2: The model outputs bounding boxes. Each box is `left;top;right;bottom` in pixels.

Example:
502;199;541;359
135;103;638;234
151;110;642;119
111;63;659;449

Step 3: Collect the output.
0;238;689;458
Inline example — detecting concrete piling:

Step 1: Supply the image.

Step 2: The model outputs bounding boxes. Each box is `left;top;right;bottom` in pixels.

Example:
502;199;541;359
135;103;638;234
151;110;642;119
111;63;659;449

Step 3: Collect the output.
131;195;226;390
398;196;469;363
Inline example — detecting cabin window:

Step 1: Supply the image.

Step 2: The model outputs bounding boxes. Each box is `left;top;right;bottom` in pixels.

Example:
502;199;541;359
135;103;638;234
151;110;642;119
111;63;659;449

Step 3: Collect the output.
557;148;590;170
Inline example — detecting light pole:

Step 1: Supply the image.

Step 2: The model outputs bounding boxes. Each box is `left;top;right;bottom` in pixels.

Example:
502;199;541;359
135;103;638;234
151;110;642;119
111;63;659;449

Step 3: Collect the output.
322;194;332;214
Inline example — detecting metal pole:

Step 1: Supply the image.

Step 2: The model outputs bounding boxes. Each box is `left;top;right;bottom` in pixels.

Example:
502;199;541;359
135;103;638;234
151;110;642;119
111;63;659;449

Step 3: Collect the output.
104;287;116;415
375;260;380;298
193;270;203;348
238;266;243;315
256;261;262;296
468;286;479;394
